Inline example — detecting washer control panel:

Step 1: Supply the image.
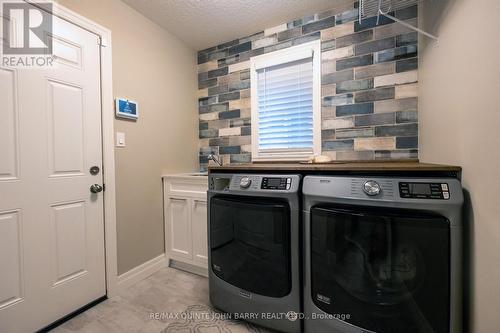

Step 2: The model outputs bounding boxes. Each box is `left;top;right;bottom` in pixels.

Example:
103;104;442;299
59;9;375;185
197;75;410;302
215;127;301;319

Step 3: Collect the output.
261;177;292;190
399;182;450;200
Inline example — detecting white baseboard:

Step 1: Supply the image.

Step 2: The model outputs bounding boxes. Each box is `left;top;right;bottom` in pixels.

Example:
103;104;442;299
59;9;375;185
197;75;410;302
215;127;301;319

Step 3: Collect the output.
169;258;208;277
117;253;167;293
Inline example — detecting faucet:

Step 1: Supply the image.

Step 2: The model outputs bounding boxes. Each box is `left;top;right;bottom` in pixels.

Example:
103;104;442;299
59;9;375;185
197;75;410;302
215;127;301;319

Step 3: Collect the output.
207;154;223;166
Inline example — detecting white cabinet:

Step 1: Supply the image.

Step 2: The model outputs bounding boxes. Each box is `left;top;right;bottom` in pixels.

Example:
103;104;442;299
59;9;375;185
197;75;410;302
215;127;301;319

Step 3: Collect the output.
191;199;208;264
168;197;191;259
163;174;208;276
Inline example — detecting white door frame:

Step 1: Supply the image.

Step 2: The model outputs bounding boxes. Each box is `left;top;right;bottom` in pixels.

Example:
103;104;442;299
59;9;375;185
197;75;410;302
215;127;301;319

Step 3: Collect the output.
25;0;119;297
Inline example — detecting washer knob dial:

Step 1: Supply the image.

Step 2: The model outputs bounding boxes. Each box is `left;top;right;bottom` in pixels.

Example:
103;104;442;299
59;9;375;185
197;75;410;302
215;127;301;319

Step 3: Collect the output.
240;177;252;188
363;180;381;196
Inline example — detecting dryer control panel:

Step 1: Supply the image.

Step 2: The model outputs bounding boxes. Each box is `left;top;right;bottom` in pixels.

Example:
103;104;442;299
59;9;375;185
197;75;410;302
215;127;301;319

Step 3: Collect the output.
261;177;292;190
399;182;450;200
209;173;300;193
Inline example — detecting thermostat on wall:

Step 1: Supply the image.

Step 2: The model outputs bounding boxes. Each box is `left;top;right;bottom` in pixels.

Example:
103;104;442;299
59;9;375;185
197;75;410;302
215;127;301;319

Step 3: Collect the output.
115;98;139;120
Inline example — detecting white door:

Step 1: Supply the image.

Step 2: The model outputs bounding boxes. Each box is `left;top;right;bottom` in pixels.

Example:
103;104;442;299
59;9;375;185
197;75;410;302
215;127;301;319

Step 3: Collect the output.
168;197;192;260
192;199;208;264
0;6;106;333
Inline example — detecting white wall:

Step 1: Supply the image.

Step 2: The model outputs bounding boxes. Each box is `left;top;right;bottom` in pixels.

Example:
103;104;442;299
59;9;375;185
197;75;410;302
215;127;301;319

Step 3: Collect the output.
57;0;199;274
419;0;500;331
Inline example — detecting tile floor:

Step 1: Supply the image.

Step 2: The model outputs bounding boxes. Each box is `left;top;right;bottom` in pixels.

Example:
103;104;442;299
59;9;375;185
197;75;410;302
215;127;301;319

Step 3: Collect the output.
52;267;271;333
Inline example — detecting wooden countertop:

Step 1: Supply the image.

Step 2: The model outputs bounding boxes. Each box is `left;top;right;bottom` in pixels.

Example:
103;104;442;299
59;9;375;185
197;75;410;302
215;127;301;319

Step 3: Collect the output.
208;160;462;173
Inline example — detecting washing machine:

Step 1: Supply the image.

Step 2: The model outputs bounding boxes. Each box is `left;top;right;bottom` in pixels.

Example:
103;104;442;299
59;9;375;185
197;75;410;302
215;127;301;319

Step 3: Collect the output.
303;175;463;333
208;173;302;333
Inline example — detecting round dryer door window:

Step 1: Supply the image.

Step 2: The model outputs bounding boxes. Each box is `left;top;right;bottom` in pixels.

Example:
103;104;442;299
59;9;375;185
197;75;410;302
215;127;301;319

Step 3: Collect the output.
310;205;450;333
210;196;292;298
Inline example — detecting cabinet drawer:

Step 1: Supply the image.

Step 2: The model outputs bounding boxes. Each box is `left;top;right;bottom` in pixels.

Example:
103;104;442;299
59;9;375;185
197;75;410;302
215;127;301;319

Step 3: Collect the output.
164;178;208;198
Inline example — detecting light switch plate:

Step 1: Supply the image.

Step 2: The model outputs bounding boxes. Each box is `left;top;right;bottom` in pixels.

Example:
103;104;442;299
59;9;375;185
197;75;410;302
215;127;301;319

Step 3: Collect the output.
116;132;126;147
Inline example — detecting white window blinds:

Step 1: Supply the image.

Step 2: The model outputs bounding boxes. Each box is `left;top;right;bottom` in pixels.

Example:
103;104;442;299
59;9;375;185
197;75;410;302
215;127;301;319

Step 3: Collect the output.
256;58;314;155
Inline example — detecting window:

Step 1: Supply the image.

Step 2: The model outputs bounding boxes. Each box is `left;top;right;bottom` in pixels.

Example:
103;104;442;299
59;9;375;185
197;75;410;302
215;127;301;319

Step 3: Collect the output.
250;40;321;161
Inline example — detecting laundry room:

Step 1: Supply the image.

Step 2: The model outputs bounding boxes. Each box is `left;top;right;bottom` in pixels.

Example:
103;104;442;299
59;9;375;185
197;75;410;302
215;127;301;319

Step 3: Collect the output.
0;0;498;332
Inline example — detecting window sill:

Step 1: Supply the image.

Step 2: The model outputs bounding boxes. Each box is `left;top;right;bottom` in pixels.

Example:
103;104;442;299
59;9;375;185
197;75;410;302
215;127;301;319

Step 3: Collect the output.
252;155;312;162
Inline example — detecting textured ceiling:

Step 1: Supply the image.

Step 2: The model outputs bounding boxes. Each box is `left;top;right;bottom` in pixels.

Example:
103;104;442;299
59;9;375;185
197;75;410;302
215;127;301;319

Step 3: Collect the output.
121;0;356;50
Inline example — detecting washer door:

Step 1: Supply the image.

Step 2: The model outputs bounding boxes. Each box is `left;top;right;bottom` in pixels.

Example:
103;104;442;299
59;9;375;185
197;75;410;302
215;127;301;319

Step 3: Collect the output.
210;196;291;298
310;205;450;333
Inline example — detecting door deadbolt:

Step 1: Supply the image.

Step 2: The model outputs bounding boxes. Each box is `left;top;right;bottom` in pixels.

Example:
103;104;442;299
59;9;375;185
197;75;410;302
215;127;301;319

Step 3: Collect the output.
90;166;100;175
90;184;103;193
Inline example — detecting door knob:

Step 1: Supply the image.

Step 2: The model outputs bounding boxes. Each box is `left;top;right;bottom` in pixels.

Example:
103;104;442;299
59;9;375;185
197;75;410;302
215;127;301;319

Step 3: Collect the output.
90;184;103;193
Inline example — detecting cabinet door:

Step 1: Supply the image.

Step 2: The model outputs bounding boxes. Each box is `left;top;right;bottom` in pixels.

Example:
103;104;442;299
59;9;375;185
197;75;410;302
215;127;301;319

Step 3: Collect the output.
191;199;208;265
168;197;192;259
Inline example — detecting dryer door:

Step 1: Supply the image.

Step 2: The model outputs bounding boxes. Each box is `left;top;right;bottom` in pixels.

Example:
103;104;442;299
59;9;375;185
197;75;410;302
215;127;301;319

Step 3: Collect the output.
210;196;291;298
310;205;450;333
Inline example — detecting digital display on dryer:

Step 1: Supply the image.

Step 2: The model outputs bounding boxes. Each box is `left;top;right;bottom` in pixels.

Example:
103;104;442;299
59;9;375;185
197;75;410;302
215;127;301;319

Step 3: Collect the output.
267;178;282;187
261;177;291;190
409;183;432;195
399;182;449;199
